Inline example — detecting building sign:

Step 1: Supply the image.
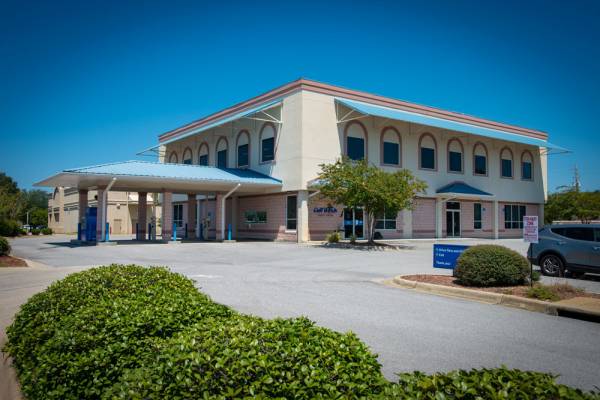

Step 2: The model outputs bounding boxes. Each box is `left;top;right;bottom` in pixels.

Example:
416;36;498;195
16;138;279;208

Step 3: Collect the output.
313;206;337;216
523;215;538;243
433;244;469;269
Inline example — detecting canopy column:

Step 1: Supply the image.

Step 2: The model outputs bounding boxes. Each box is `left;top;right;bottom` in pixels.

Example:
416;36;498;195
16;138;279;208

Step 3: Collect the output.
435;198;443;238
78;189;88;227
187;194;196;239
296;190;309;243
162;191;173;240
96;188;105;242
402;209;413;239
137;192;147;239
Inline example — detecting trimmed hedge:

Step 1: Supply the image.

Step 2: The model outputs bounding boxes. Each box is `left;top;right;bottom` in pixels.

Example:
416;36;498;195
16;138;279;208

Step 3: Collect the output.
41;227;53;235
5;265;599;400
0;236;10;256
0;219;20;237
455;245;530;287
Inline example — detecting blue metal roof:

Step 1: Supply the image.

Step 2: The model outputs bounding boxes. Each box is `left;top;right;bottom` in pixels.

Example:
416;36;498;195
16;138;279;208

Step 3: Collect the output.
336;98;568;152
63;160;282;185
436;182;493;197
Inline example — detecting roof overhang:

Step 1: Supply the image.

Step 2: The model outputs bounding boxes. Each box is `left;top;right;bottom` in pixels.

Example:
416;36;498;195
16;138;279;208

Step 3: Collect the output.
435;182;494;200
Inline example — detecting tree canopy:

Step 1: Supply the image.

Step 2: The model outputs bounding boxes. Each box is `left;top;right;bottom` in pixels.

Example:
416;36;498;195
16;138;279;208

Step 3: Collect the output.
545;189;600;224
316;158;427;243
0;171;50;230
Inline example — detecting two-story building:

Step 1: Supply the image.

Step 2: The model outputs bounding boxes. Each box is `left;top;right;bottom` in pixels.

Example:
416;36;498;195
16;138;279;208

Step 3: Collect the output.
35;79;565;242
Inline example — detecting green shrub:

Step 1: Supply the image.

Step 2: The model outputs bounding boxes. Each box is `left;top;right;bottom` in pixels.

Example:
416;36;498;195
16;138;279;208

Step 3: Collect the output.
377;367;598;399
527;285;560;301
41;227;53;235
30;228;41;235
455;245;530;287
0;219;21;237
0;236;10;256
109;315;387;399
5;265;232;399
326;230;341;243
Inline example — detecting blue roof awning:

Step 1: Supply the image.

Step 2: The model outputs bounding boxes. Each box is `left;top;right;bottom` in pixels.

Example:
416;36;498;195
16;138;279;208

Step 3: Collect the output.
436;182;493;198
34;161;282;193
336;98;568;152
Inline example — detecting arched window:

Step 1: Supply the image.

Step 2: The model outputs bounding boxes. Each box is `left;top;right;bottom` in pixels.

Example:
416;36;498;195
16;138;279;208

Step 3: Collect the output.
260;122;276;163
182;147;193;164
447;138;464;173
215;138;228;168
236;130;250;168
168;151;178;164
418;133;437;170
344;121;367;161
198;142;209;166
500;147;514;178
380;127;401;166
473;142;488;176
521;150;534;180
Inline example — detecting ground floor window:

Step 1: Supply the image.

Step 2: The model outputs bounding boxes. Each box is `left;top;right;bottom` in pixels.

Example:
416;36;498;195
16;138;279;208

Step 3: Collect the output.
286;195;297;230
473;203;482;230
504;204;526;229
375;208;397;230
173;204;183;228
244;210;267;224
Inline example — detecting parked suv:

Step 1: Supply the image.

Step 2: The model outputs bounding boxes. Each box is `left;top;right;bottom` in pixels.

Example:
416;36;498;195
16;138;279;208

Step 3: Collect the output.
528;224;600;277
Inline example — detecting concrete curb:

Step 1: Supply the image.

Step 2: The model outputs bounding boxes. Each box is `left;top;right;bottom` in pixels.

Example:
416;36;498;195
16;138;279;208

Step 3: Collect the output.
391;276;600;320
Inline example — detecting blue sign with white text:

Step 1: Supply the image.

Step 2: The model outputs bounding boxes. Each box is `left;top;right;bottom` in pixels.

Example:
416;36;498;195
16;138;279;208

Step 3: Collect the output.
433;244;469;269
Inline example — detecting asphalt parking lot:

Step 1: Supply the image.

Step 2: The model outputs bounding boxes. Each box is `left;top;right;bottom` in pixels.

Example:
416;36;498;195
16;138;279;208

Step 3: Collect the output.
3;235;600;391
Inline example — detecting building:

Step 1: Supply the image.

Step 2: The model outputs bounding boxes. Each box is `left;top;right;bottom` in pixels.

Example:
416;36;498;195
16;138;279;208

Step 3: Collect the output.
36;79;566;242
48;187;160;235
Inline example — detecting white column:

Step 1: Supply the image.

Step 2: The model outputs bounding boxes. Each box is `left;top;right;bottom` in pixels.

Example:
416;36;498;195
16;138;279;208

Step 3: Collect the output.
297;190;309;243
493;200;499;239
435;198;443;238
402;209;413;239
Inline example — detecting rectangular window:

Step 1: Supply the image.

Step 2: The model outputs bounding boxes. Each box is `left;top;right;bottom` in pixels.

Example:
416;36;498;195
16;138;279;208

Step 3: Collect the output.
449;151;462;172
474;203;482;230
474;155;487;175
346;137;365;160
375;208;397;230
420;147;435;169
198;154;208;166
237;144;249;167
522;161;532;180
383;142;399;165
217;150;227;168
173;204;184;228
262;137;274;162
504;204;526;229
244;210;267;224
501;159;513;178
286;195;297;230
183;158;192;165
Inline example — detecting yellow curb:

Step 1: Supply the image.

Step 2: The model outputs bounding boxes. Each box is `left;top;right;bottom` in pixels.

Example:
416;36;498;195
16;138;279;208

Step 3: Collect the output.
391;276;597;319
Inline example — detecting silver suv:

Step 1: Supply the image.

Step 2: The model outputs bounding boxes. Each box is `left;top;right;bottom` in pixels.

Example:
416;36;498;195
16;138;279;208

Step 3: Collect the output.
528;224;600;277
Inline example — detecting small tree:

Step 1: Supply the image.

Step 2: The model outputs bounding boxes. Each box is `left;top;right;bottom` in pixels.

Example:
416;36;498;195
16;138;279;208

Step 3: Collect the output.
316;158;427;243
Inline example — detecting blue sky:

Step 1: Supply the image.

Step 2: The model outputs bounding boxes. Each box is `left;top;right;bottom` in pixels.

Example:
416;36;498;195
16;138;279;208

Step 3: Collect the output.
1;0;599;191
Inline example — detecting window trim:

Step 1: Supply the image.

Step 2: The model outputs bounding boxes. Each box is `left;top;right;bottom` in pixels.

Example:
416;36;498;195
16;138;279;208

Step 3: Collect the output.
286;195;298;232
236;130;250;168
215;137;229;168
500;146;514;179
472;142;488;176
197;142;209;166
418;132;437;171
343;121;368;161
380;126;402;167
168;151;178;164
259;122;277;164
446;138;464;174
520;150;534;181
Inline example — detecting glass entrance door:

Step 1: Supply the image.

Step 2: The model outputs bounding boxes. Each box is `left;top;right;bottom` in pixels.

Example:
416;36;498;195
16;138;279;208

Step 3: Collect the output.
446;202;461;237
343;207;364;239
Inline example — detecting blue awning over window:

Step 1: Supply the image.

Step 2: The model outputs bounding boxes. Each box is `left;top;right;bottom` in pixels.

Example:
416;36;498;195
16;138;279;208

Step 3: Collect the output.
336;98;568;152
436;182;493;197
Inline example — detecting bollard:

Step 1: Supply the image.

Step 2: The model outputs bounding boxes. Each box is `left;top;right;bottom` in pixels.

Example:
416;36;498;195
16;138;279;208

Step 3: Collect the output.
227;223;232;241
77;222;82;241
172;222;177;241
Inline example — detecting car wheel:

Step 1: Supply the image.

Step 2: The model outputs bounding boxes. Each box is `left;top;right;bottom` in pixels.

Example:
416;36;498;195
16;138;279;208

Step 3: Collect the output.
540;254;564;277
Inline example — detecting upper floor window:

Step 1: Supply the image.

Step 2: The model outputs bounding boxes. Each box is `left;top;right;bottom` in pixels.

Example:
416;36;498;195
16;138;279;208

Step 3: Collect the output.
198;143;209;166
500;147;513;178
419;133;436;170
447;138;464;173
236;130;250;168
182;147;193;164
260;123;276;163
473;142;488;176
168;152;178;163
345;121;366;161
521;151;533;180
216;138;228;168
381;127;401;166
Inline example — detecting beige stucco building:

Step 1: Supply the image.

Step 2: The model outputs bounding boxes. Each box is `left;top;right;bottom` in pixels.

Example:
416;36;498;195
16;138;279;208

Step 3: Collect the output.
37;79;564;243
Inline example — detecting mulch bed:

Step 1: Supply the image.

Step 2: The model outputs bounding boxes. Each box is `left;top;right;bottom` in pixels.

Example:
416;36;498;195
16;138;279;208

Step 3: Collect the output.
0;255;28;267
402;274;600;301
